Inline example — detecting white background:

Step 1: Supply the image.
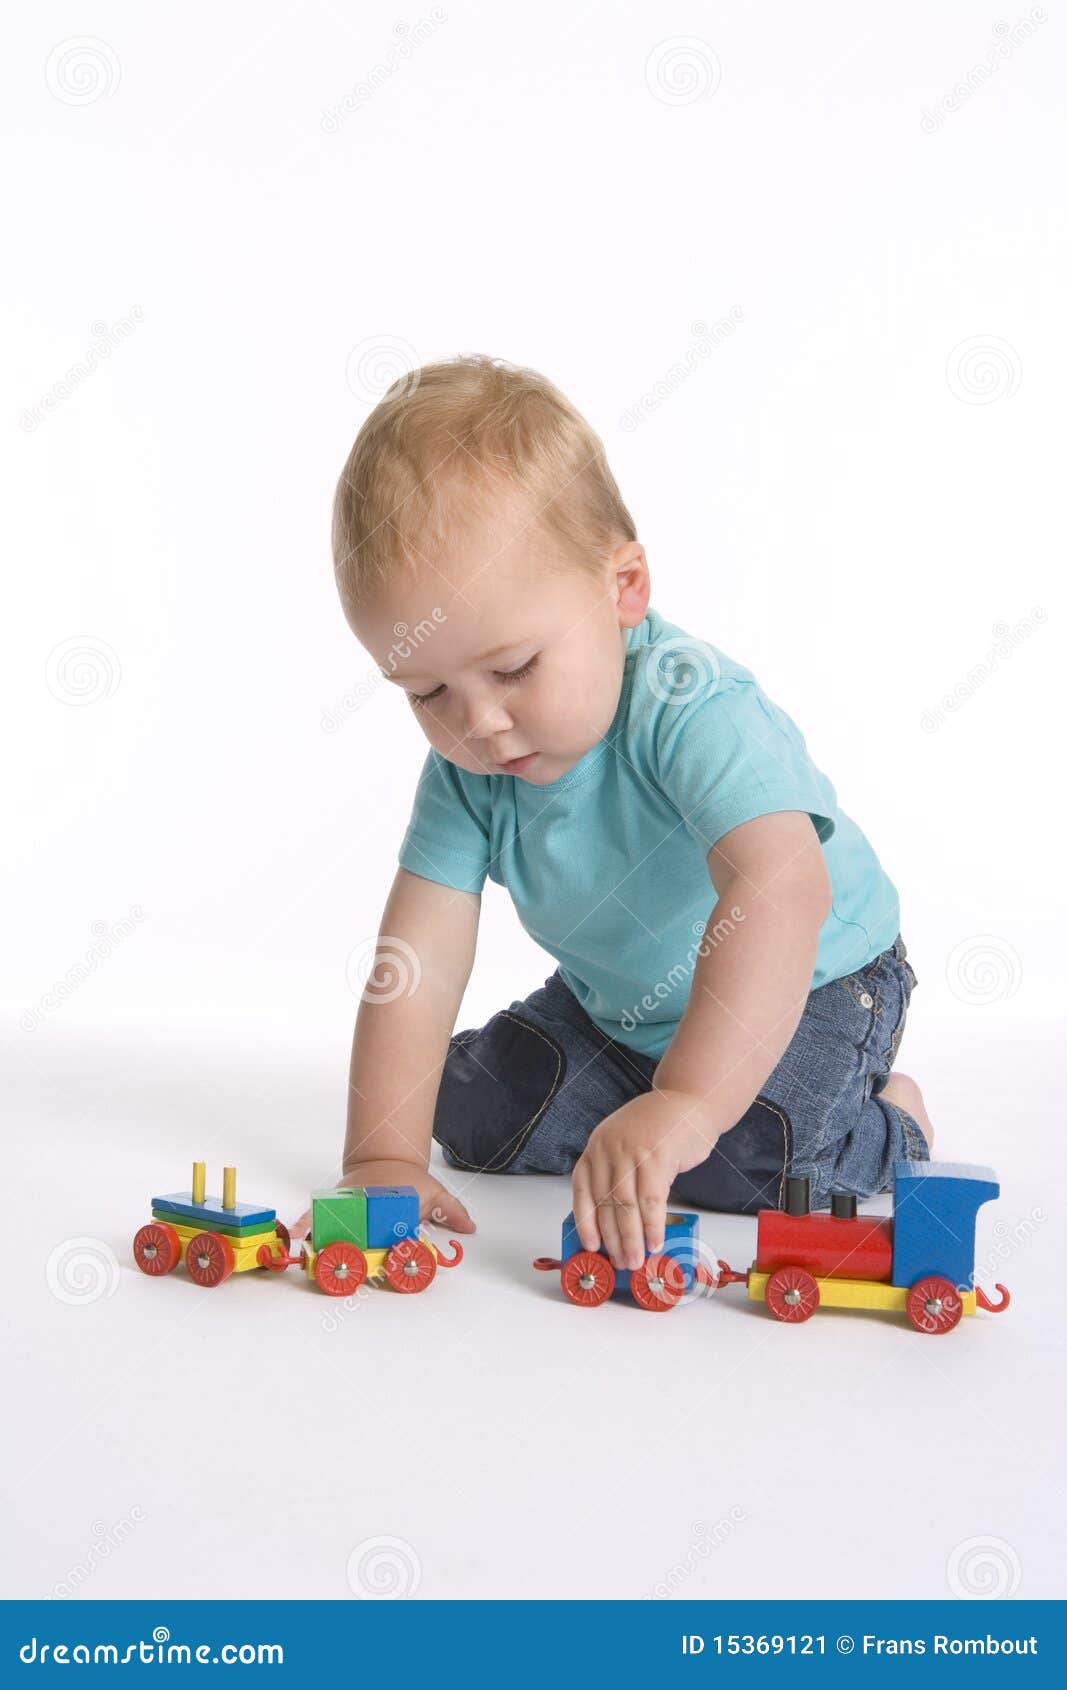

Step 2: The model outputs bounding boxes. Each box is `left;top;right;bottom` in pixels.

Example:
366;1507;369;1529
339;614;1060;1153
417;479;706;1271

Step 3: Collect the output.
3;1;1063;1602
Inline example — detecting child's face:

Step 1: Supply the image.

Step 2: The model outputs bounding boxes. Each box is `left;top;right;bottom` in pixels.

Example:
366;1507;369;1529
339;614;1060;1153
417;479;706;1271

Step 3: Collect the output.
350;507;648;785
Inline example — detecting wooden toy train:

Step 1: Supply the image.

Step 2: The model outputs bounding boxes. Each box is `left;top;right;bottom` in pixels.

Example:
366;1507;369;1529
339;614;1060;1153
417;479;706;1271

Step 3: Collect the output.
133;1162;462;1296
534;1159;1011;1333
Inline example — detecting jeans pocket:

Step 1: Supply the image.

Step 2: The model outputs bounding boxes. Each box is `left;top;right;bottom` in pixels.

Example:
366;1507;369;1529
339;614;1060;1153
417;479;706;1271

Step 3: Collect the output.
432;1010;566;1173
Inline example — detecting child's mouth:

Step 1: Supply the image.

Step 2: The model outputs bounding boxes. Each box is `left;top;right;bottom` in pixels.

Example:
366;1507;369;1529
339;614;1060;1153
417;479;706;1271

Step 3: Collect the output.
500;752;538;773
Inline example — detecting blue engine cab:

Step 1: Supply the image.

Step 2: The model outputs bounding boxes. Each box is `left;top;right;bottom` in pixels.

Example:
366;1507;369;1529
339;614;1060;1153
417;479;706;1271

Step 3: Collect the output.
891;1161;1000;1291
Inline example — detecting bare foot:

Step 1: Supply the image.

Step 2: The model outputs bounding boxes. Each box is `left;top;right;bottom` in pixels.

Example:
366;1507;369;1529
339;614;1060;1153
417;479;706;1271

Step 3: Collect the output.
880;1071;934;1151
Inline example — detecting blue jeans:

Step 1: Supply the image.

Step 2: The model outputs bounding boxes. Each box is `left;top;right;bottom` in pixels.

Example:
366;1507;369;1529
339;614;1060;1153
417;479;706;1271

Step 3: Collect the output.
432;937;927;1214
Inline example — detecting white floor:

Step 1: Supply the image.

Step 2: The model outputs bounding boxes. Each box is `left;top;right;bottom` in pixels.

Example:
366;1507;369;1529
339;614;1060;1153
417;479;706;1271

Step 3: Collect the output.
3;1010;1062;1602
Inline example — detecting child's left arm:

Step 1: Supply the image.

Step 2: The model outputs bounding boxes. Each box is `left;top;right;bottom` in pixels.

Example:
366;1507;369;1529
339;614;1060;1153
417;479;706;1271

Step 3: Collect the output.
571;810;832;1270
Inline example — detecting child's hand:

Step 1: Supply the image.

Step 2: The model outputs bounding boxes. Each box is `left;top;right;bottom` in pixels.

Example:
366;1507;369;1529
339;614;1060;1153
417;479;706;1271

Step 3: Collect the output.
289;1159;476;1242
571;1090;714;1271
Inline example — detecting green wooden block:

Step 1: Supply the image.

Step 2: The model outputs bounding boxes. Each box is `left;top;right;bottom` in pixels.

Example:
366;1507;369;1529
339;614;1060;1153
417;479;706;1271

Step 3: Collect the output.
311;1187;368;1251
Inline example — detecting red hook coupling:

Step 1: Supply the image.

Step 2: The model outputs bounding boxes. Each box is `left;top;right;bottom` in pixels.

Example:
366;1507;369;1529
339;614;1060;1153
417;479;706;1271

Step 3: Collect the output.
975;1282;1011;1313
434;1239;464;1269
532;1256;563;1272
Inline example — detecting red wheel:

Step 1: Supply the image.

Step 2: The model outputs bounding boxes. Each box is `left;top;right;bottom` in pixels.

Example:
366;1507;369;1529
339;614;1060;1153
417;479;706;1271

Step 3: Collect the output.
185;1231;234;1287
561;1250;616;1307
629;1253;685;1312
274;1220;291;1252
385;1238;437;1294
133;1221;180;1276
766;1265;820;1323
906;1275;963;1335
314;1240;368;1297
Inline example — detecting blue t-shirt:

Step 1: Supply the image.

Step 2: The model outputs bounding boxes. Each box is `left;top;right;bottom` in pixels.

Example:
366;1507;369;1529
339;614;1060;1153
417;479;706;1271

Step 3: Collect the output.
397;606;901;1059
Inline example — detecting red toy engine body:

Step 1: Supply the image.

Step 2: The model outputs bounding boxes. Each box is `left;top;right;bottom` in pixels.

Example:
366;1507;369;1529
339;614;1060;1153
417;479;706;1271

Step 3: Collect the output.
756;1210;894;1282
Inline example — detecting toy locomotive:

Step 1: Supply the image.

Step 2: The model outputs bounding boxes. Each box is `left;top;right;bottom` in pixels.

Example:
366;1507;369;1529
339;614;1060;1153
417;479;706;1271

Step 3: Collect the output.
133;1162;462;1296
534;1159;1011;1334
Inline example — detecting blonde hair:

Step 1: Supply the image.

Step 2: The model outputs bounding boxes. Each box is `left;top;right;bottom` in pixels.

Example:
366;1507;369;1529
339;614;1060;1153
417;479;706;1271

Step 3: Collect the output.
332;353;636;609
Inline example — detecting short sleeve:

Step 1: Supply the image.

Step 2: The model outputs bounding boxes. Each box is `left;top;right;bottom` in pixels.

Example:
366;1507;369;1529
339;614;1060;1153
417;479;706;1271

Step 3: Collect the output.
649;670;837;853
397;749;493;893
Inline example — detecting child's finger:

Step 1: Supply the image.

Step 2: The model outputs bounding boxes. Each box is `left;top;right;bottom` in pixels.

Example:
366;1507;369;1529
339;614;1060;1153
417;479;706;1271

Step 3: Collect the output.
594;1181;626;1270
426;1189;477;1233
637;1186;667;1256
610;1168;646;1271
572;1160;600;1252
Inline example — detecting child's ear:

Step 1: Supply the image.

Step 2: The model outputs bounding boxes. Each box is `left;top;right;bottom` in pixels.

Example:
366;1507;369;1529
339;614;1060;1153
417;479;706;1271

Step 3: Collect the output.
612;541;650;627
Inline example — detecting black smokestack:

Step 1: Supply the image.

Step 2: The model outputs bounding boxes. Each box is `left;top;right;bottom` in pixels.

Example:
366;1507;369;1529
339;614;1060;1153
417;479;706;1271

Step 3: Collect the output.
784;1176;810;1217
831;1192;857;1219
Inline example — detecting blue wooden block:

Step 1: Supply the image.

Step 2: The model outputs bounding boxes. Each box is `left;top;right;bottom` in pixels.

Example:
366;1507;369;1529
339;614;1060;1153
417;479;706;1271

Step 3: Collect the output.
364;1185;420;1248
560;1209;700;1294
150;1191;276;1230
891;1161;999;1291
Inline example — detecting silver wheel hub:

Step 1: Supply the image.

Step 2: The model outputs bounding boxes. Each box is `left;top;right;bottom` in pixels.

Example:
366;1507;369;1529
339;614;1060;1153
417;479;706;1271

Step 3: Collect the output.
403;1260;419;1277
334;1262;349;1279
579;1273;595;1290
925;1297;942;1317
143;1244;157;1260
784;1288;801;1306
197;1255;210;1270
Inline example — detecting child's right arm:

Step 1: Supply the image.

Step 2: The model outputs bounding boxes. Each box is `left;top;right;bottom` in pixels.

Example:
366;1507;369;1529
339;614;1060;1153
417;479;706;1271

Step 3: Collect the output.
293;867;481;1238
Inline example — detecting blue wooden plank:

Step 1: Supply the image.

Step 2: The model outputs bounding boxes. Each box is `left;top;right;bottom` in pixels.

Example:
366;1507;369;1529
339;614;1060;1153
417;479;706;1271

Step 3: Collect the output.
150;1191;276;1229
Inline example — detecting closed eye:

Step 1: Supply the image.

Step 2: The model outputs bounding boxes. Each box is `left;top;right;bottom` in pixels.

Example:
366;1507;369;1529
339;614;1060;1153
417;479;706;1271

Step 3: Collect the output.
408;654;540;708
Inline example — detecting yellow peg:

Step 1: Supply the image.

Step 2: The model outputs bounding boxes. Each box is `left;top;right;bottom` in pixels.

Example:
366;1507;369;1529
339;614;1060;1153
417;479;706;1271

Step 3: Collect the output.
222;1166;237;1210
191;1161;206;1205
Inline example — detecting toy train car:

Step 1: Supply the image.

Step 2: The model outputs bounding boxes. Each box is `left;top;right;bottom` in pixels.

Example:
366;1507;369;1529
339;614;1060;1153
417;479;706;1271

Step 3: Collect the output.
133;1162;462;1296
534;1160;1011;1334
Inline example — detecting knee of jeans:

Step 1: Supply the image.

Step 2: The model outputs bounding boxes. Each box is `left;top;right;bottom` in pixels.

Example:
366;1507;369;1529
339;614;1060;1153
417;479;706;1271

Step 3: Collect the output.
670;1098;791;1216
433;1009;566;1173
823;1094;929;1205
